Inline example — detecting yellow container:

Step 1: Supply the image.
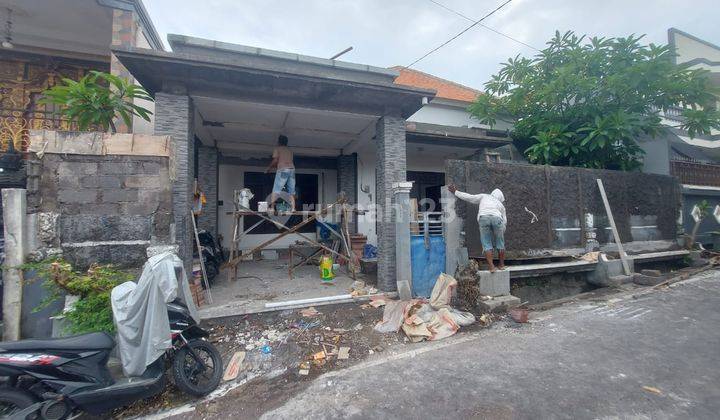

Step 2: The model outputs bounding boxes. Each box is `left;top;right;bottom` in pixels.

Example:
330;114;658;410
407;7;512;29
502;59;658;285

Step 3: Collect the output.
319;255;335;281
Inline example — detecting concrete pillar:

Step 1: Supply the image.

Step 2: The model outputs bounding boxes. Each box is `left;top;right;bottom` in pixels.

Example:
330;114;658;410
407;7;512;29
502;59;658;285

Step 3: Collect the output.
197;145;218;237
2;189;26;340
337;153;358;233
442;186;463;275
154;91;194;272
393;182;413;300
375;115;406;291
584;213;599;252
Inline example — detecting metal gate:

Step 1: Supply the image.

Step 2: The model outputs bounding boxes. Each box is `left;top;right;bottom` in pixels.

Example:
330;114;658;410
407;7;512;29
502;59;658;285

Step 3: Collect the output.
410;212;445;297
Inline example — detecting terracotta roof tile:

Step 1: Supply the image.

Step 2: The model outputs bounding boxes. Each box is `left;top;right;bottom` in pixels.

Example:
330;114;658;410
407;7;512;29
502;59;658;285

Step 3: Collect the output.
390;66;481;103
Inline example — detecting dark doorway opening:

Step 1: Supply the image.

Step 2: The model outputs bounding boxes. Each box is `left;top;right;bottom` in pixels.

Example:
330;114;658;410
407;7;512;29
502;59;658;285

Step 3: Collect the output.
243;172;319;234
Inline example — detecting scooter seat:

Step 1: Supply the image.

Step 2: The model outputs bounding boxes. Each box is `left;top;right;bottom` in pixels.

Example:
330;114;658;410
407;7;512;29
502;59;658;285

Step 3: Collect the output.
0;332;115;351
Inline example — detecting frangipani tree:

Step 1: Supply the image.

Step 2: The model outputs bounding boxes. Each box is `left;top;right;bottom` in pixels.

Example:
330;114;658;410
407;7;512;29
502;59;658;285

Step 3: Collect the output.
470;31;720;170
40;71;153;133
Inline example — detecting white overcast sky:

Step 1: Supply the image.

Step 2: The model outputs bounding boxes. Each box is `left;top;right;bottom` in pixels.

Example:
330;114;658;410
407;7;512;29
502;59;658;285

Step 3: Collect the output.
142;0;718;90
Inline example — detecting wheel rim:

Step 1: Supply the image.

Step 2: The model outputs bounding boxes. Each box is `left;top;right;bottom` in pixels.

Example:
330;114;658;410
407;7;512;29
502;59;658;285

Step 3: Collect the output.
183;346;217;388
0;401;22;416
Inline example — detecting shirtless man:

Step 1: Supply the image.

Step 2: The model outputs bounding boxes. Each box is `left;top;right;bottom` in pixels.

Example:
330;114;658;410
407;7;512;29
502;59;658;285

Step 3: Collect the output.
266;135;295;211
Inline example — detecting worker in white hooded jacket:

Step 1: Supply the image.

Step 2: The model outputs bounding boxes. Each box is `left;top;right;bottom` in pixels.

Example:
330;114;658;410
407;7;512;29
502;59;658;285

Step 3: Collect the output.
447;184;506;272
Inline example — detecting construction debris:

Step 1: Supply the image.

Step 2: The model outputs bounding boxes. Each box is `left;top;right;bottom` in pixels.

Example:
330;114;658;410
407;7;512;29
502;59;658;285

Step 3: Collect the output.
300;307;321;317
222;351;246;381
337;347;350;360
375;272;476;342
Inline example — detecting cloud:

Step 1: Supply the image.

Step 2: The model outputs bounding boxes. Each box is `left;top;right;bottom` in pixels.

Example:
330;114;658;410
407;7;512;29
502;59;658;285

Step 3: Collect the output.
142;0;718;90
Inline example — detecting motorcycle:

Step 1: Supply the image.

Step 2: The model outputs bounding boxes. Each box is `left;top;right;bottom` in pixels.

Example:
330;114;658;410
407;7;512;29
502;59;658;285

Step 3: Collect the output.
0;299;222;419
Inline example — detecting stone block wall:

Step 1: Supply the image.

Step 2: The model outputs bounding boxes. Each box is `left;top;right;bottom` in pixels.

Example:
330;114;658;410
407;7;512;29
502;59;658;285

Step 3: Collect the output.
446;160;682;259
27;154;172;269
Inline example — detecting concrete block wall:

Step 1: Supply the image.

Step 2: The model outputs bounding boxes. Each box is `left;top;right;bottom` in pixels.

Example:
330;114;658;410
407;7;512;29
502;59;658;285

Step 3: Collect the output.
375;115;406;291
197;145;218;236
27;154;172;269
155;92;195;271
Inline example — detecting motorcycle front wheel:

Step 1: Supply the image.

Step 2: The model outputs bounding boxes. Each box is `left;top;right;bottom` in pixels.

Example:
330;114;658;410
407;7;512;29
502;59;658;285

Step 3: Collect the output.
172;340;223;397
0;387;36;417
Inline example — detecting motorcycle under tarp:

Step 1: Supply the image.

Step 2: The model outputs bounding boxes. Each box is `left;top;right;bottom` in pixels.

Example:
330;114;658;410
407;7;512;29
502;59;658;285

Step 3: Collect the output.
111;252;199;377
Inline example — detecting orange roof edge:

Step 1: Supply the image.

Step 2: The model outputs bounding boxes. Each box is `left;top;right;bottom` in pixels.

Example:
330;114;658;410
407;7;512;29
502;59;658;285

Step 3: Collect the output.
390;66;482;103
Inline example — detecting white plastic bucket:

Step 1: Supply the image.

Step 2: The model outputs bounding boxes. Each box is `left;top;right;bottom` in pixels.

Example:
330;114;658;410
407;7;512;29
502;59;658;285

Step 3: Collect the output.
258;201;268;212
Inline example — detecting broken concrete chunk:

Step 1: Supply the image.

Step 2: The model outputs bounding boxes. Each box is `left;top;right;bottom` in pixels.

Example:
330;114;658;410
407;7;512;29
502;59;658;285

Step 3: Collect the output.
640;269;662;277
607;275;633;286
337;347;350;360
633;273;665;286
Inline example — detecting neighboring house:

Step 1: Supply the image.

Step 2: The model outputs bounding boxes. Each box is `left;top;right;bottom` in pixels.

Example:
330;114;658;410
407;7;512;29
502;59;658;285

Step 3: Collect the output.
389;67;513;214
0;0;162;240
648;28;720;246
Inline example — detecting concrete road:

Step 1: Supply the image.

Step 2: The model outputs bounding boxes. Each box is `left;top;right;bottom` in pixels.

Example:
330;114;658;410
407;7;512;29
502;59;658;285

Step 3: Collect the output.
262;270;720;419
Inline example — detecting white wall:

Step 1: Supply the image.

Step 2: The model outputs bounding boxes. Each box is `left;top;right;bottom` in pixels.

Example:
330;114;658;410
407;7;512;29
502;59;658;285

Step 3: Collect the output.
408;102;513;131
673;31;720;65
218;163;338;250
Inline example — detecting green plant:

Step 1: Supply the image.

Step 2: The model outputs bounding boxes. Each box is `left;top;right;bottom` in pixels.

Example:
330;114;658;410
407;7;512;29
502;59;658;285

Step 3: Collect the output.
40;70;153;133
26;258;133;334
469;31;720;170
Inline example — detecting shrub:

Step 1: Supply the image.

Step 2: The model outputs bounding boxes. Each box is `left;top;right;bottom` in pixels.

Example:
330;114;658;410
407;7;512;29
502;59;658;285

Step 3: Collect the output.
28;259;133;334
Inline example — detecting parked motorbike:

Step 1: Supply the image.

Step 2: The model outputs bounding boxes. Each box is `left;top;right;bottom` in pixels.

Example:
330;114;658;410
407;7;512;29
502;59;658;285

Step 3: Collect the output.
0;300;222;419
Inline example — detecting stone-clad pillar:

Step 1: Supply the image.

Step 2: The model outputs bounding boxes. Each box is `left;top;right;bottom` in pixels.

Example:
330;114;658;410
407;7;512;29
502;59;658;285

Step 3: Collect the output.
197;145;218;237
154;91;194;272
375;115;406;291
337;153;358;232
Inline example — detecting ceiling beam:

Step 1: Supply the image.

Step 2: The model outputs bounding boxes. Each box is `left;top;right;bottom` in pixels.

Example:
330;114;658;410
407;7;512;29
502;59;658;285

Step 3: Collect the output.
206;120;360;142
216;140;341;157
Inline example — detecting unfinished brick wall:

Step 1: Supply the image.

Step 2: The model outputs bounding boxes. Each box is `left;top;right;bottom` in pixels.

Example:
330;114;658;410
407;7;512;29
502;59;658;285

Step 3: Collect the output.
27;154;172;269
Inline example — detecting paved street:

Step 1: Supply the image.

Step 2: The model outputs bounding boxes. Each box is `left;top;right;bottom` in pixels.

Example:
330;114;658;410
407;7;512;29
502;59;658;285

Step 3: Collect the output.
260;270;720;419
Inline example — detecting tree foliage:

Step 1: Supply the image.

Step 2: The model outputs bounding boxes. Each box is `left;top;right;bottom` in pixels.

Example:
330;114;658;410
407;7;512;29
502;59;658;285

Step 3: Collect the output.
469;31;720;170
40;70;153;133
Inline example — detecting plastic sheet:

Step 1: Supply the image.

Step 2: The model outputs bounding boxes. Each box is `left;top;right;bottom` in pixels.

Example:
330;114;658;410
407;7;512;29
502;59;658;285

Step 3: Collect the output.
111;252;198;377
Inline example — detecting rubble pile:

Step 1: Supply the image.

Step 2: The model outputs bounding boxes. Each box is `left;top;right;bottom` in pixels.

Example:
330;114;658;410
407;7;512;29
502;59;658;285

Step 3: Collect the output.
455;259;483;313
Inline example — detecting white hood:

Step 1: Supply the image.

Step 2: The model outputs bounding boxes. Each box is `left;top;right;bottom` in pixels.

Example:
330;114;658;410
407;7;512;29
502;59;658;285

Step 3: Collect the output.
491;188;505;203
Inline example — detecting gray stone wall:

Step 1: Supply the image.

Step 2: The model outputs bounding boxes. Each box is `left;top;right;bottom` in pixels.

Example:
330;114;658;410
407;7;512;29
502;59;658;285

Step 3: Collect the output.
445;160;682;259
337;153;357;232
155;92;194;271
27;154;172;269
197;145;218;236
375;116;406;291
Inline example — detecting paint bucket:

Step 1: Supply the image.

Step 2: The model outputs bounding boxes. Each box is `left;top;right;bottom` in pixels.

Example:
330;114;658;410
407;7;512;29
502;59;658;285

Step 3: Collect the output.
258;201;268;212
509;308;529;323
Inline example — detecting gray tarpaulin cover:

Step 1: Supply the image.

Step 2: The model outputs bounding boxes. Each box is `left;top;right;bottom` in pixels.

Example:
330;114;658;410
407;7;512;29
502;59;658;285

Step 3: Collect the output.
111;252;199;377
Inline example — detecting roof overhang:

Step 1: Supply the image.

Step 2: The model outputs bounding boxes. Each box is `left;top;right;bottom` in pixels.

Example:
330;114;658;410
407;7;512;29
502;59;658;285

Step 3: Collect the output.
405;121;511;148
112;45;435;118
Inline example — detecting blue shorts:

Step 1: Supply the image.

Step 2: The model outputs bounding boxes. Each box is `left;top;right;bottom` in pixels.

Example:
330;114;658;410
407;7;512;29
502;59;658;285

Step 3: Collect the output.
478;215;505;251
273;168;296;195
